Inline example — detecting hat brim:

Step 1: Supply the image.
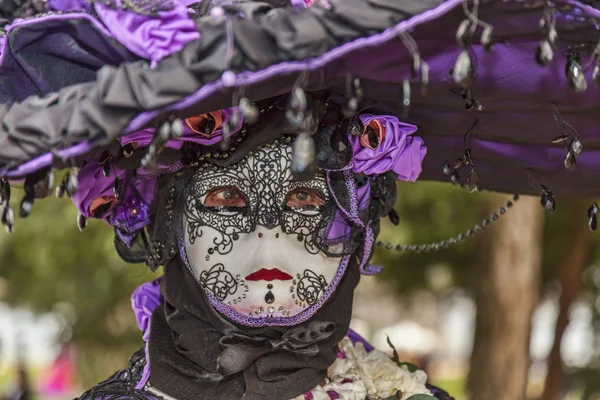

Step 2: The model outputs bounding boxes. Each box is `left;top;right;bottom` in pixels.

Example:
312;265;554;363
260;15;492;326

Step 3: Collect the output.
1;0;600;197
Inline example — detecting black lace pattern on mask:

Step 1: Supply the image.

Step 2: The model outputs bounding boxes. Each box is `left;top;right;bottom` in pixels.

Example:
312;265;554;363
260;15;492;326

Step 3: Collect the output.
184;142;333;257
296;270;328;306
198;263;238;301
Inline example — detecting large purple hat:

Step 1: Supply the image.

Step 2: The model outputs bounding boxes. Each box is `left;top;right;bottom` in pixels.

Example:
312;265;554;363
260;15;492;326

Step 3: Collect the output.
0;0;599;253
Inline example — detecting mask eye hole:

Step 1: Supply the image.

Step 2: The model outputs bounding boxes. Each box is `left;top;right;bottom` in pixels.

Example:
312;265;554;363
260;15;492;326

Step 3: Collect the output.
286;189;325;210
203;187;247;209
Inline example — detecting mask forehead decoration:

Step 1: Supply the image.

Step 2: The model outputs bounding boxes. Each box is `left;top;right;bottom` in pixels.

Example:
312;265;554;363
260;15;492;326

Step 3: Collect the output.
182;140;347;326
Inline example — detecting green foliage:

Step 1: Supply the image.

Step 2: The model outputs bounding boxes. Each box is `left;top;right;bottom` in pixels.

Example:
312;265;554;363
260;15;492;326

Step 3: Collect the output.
386;334;400;365
373;181;495;294
0;190;156;385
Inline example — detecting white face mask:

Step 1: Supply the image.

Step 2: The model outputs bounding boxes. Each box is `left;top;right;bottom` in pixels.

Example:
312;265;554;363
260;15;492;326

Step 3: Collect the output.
182;142;348;326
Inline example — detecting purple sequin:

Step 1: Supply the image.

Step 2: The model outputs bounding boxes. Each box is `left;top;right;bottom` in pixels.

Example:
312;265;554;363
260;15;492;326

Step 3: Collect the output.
109;187;152;246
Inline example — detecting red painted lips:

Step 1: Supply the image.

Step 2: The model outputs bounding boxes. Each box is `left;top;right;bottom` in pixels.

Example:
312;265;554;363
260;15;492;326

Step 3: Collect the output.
245;268;293;282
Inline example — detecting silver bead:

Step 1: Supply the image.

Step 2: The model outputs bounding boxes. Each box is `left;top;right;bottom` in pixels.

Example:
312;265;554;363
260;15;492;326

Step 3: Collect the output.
291;132;317;181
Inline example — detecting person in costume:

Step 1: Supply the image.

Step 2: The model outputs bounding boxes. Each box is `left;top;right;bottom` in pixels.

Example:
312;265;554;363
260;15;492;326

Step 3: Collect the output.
0;0;599;397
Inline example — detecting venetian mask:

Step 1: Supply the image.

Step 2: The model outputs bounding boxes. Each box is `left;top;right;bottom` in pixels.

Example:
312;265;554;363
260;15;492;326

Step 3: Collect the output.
182;141;349;326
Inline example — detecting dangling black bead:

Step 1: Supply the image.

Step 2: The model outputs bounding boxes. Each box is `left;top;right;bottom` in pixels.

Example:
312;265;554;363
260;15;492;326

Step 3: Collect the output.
412;54;421;77
480;26;494;52
588;203;599;231
77;213;87;231
2;205;14;233
286;87;307;127
535;40;553;66
467;166;479;193
450;170;460;184
34;171;54;199
388;209;400;226
540;188;556;213
547;26;557;46
291;132;317;181
589;214;598;231
0;179;10;205
102;161;111;178
66;171;79;197
442;161;453;176
348;115;364;137
593;63;600;85
564;151;576;171
239;97;259;124
588;202;599;218
568;138;583;157
122;143;135;158
221;111;240;151
171;118;184;139
466;99;484;112
19;190;34;218
463;147;472;164
451;50;473;86
401;79;411;118
566;52;587;93
141;145;158;172
343;77;363;116
420;62;430;95
55;180;66;199
158;121;171;142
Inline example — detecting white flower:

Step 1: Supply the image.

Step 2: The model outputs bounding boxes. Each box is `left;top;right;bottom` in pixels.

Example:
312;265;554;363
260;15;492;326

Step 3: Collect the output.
292;336;432;400
342;340;432;400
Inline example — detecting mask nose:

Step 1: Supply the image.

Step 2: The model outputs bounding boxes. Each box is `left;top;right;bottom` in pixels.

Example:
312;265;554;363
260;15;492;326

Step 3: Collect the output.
255;228;282;240
257;211;279;230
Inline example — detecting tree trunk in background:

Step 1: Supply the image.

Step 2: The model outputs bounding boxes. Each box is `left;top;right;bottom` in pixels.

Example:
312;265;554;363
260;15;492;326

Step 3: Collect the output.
468;195;544;400
541;201;591;400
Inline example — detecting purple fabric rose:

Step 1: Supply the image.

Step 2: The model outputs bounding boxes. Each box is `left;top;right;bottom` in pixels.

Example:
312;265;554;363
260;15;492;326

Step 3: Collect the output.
71;161;127;219
131;277;163;341
118;108;241;149
349;115;426;181
71;161;155;220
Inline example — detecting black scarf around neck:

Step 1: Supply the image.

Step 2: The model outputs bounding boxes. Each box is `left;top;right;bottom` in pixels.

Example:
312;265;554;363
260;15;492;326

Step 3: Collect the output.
148;256;360;400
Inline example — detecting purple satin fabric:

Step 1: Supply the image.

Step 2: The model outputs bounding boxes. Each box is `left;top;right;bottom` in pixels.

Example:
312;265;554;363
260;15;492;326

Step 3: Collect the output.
93;1;200;65
131;277;163;390
47;0;90;11
351;115;426;182
132;277;164;341
47;0;200;65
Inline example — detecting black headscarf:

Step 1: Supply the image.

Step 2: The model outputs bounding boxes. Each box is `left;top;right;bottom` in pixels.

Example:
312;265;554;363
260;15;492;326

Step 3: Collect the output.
148;255;360;400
